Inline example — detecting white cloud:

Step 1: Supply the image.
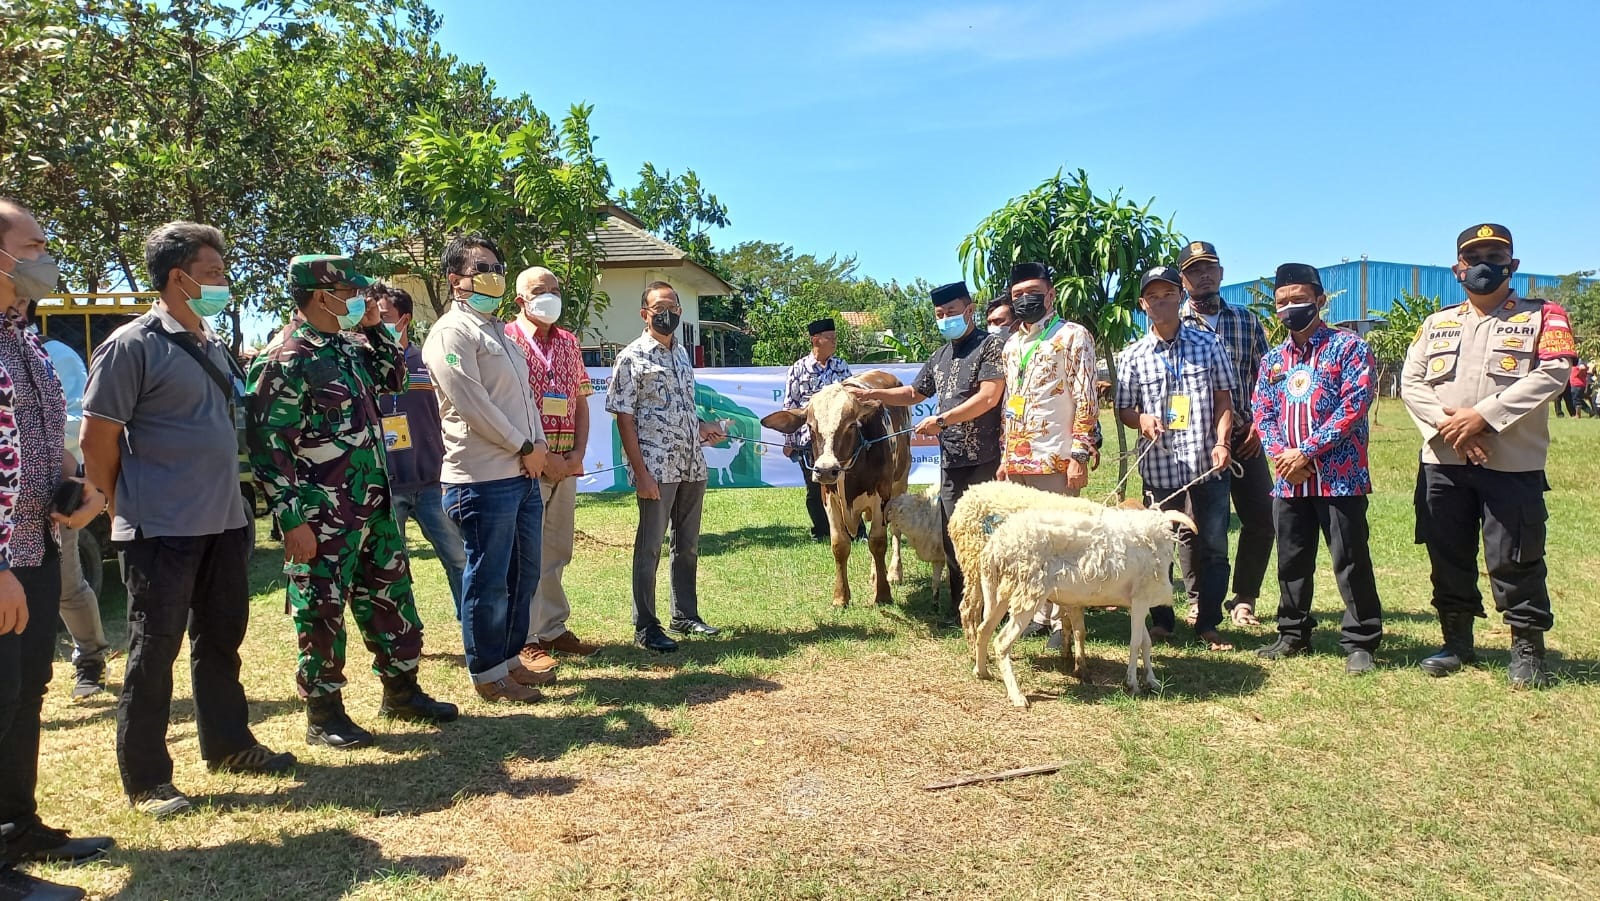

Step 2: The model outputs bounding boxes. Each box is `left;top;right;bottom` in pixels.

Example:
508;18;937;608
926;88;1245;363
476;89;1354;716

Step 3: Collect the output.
845;0;1272;62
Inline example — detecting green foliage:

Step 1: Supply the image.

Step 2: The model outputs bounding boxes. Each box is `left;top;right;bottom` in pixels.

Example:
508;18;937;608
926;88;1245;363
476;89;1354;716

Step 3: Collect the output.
1366;291;1442;366
616;163;730;270
960;168;1184;486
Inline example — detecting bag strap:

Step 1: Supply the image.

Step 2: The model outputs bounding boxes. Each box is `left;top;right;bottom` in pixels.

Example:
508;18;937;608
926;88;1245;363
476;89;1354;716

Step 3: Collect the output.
142;318;242;406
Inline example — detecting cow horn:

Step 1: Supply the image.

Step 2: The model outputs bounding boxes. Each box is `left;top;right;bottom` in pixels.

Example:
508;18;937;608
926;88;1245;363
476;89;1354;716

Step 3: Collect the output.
1162;509;1197;533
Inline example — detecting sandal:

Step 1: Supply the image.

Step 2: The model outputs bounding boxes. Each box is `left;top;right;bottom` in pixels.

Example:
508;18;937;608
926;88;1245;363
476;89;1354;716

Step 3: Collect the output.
1229;602;1261;627
1196;630;1235;652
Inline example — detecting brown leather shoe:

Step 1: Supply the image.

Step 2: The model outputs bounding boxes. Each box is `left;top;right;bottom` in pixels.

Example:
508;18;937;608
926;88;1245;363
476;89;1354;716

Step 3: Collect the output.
475;677;543;703
511;648;559;686
540;631;601;657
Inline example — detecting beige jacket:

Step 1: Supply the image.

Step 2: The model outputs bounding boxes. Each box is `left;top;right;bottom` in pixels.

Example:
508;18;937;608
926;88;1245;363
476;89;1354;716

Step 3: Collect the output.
423;301;545;484
1401;293;1573;472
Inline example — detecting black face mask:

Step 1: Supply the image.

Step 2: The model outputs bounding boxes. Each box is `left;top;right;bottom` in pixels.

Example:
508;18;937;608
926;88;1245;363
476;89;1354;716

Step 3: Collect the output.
1012;292;1049;324
650;309;681;335
1460;262;1512;295
1277;302;1319;334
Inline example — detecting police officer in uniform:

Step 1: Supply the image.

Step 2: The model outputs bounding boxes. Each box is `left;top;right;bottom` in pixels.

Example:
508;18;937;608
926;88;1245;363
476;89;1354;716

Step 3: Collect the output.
1401;224;1577;689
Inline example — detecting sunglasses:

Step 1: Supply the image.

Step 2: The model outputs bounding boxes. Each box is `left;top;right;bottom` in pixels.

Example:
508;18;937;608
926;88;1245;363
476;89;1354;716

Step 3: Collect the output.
461;261;506;275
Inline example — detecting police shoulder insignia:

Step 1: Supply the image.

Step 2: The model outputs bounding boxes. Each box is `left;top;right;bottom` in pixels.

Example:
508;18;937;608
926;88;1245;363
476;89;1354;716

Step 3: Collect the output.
1502;300;1516;311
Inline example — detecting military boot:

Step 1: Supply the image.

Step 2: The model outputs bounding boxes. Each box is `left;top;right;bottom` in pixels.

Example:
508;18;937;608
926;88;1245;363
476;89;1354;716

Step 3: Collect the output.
1419;611;1477;678
378;671;460;723
305;691;373;749
1508;627;1554;690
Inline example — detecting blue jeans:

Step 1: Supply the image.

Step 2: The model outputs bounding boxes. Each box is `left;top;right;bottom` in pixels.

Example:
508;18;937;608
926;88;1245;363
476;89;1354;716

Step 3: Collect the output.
1148;475;1232;634
392;484;467;619
443;477;543;682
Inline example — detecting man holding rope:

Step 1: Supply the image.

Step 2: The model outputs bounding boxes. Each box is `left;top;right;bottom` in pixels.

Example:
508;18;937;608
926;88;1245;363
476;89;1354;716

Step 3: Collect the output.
1115;266;1236;649
846;280;1004;622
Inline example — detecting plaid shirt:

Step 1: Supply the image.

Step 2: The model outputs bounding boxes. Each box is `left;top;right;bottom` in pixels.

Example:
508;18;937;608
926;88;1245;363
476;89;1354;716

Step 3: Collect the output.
1116;325;1236;490
1183;299;1268;416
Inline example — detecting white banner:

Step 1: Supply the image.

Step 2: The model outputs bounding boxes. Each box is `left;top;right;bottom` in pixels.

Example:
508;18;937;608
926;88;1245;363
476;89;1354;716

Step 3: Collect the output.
573;365;944;493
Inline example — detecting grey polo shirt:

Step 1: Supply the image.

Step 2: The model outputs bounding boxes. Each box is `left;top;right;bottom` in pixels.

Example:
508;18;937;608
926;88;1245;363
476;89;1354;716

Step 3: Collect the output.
83;306;248;540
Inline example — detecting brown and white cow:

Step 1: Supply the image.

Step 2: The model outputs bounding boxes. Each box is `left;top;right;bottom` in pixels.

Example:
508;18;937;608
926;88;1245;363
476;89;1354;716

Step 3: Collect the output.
761;371;912;607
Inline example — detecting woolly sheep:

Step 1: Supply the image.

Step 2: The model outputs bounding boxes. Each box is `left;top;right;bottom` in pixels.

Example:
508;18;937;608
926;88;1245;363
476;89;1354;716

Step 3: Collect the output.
947;480;1107;643
884;486;946;606
973;505;1194;707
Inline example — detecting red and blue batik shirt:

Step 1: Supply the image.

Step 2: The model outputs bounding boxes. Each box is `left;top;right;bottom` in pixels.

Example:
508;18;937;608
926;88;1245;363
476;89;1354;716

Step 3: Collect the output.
1252;324;1375;498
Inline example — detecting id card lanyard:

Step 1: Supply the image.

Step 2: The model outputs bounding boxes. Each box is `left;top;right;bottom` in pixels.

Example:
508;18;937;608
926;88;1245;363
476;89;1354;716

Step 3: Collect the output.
1158;335;1190;431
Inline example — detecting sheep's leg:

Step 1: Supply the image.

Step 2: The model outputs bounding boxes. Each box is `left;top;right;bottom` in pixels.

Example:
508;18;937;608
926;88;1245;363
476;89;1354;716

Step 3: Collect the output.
932;560;945;611
1137;601;1159;691
1125;601;1144;694
995;599;1044;708
888;529;903;585
1067;606;1088;681
973;568;1007;680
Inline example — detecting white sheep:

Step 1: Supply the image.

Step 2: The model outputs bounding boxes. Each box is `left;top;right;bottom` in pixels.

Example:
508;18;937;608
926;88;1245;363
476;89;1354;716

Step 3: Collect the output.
973;505;1195;707
948;480;1108;645
884;486;946;606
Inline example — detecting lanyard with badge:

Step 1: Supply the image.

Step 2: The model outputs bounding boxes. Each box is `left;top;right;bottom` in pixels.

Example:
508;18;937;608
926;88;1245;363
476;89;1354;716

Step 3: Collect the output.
1007;314;1058;421
1158;337;1191;431
379;345;414;452
515;320;570;420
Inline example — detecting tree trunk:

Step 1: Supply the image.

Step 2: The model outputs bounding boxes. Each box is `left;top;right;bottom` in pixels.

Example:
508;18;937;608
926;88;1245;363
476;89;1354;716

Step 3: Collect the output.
1103;343;1130;499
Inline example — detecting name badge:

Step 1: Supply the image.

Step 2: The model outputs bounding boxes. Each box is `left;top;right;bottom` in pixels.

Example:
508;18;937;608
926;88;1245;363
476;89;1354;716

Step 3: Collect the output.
1165;394;1191;430
541;392;569;418
382;413;412;451
1005;394;1027;420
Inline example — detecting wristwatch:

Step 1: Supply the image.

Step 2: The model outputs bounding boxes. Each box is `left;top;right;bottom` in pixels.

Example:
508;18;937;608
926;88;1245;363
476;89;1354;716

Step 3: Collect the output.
518;440;537;457
1069;447;1092;463
935;416;948;430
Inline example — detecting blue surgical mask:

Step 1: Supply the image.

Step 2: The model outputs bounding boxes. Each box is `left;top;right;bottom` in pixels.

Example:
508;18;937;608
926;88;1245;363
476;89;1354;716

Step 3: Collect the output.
326;293;365;330
382;322;401;340
186;283;231;318
937;313;970;342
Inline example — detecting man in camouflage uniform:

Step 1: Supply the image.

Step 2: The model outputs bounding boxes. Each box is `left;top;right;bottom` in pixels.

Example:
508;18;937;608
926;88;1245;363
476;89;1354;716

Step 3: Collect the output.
248;254;457;749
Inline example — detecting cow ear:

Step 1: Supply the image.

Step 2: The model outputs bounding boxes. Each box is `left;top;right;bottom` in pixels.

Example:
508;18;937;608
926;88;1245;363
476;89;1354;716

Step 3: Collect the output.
761;409;807;435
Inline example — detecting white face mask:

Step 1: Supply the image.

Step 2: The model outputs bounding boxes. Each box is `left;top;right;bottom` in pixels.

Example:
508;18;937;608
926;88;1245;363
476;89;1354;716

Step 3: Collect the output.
523;292;561;325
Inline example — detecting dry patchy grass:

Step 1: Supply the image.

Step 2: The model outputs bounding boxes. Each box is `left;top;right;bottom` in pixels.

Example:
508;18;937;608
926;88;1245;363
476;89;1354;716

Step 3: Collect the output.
28;401;1600;899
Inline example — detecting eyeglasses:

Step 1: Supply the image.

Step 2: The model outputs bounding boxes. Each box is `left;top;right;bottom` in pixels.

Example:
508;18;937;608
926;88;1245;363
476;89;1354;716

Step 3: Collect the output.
462;261;506;275
648;304;683;315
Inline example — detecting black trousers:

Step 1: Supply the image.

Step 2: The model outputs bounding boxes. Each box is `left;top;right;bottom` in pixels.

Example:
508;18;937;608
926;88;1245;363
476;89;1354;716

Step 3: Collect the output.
1414;464;1553;631
1180;444;1274;605
939;461;997;615
116;527;258;797
1272;495;1383;653
800;462;829;540
0;545;61;840
1555;389;1576;417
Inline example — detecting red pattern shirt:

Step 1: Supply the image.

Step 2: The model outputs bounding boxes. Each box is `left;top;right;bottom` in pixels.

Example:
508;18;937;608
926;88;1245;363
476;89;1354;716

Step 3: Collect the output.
505;321;592;454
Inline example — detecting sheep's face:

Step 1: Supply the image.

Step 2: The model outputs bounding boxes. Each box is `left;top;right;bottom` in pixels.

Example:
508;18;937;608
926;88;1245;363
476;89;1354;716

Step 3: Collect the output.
760;383;879;486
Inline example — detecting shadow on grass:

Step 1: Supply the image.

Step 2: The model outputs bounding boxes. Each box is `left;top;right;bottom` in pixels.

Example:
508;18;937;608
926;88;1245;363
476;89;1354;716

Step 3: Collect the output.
109;825;467;901
698;523;816;556
41;695;310;733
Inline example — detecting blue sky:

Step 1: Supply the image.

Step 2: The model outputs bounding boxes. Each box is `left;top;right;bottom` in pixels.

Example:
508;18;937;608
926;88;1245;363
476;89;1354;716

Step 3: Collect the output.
431;0;1599;288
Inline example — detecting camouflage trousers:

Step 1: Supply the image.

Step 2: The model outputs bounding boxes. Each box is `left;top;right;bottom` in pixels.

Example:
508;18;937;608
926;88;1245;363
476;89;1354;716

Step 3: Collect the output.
287;505;424;699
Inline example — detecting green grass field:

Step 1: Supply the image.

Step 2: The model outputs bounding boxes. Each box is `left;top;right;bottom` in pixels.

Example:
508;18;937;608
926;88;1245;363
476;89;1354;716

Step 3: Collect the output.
30;399;1600;899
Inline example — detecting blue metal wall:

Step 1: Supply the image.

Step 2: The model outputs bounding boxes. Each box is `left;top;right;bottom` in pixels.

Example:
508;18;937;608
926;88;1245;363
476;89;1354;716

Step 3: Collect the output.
1218;260;1575;324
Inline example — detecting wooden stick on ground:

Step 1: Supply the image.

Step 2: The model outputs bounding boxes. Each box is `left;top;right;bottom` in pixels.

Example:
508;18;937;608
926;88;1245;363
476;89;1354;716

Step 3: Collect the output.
921;761;1069;791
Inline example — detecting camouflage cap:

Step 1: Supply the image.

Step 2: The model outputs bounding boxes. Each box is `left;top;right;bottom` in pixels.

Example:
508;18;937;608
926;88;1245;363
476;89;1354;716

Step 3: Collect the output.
288;254;373;289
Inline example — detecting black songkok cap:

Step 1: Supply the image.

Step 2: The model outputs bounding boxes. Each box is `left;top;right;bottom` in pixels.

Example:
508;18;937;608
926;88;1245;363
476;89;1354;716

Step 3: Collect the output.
1139;266;1183;295
1008;261;1050;287
930;281;970;306
807;318;836;336
1273;263;1323;292
1457;223;1512;254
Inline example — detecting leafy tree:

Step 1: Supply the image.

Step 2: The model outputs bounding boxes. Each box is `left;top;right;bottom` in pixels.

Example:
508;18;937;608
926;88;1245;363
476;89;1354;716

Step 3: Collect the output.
615;163;730;270
395;107;612;335
961;169;1184;489
1364;291;1441;399
0;0;525;350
